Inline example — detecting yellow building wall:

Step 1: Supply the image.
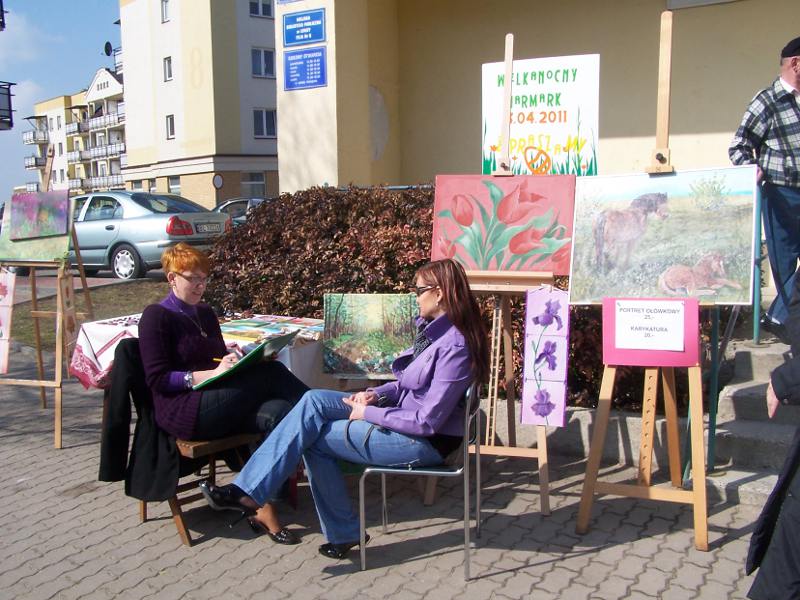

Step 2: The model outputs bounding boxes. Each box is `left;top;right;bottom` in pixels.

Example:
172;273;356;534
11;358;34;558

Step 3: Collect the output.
178;0;217;158
178;172;216;208
209;1;242;155
394;0;799;181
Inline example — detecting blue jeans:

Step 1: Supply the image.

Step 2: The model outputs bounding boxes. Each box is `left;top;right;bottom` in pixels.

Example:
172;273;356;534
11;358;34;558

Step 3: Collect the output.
233;389;444;544
762;183;800;324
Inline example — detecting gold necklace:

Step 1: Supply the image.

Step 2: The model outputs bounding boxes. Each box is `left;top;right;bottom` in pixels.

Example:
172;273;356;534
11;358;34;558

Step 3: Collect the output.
169;296;208;338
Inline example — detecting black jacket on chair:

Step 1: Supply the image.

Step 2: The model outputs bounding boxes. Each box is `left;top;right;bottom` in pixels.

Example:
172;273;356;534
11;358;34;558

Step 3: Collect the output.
98;338;205;501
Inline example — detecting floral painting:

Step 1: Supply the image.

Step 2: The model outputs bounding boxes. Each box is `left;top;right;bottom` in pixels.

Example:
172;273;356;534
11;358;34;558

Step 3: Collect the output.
431;175;576;275
0;269;16;374
521;287;570;427
9;191;70;240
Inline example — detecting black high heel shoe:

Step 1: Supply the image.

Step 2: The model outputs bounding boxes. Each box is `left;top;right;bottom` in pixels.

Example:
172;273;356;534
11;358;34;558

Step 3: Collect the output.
199;481;260;527
247;517;301;545
318;534;370;559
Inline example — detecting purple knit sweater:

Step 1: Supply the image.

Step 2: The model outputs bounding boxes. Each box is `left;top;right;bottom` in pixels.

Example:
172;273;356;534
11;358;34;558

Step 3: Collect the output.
138;295;226;439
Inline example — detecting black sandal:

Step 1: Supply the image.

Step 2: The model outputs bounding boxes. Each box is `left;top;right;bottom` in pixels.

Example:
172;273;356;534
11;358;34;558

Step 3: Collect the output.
247;517;301;545
318;534;370;559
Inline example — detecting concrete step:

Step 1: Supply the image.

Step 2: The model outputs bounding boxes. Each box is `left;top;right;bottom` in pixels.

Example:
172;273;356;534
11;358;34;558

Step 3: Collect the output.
689;467;778;507
714;419;797;470
717;380;800;425
731;340;791;383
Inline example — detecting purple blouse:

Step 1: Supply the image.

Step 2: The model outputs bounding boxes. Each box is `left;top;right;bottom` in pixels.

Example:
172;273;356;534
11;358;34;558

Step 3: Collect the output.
364;314;472;438
138;293;226;438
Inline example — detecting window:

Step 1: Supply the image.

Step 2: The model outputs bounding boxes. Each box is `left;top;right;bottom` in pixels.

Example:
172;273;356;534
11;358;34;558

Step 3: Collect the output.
166;114;175;139
161;0;169;22
168;176;181;194
57;115;61;129
73;196;88;220
59;169;64;183
131;180;143;191
49;117;53;130
253;109;276;138
249;0;272;18
251;48;275;78
84;196;122;221
149;178;157;193
50;171;56;184
241;172;266;198
58;142;63;156
163;56;173;81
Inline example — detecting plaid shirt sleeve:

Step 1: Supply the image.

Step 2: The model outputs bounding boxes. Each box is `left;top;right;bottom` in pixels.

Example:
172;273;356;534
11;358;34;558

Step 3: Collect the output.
729;92;770;166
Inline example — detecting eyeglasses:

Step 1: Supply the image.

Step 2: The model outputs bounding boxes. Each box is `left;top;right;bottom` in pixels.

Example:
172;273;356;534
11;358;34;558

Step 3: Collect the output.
175;272;208;286
412;284;439;296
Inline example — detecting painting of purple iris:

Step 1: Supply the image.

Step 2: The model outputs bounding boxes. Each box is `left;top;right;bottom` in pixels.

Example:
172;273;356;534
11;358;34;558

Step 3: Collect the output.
522;287;570;427
9;191;69;241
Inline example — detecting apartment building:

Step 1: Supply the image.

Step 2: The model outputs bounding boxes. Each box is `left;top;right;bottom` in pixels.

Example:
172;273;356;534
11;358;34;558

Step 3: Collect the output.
120;0;279;207
22;58;126;195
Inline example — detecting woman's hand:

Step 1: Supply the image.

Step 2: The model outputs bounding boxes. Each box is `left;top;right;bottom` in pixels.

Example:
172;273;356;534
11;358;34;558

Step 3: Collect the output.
345;391;378;406
767;381;780;419
213;353;239;376
342;397;366;420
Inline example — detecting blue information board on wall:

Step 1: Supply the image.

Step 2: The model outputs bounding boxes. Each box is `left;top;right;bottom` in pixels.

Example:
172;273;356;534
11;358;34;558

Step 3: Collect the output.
283;9;326;47
284;46;327;91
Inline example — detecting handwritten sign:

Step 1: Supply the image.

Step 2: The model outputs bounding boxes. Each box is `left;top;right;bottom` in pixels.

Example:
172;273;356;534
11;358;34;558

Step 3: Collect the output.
602;298;699;368
615;300;684;351
481;54;599;176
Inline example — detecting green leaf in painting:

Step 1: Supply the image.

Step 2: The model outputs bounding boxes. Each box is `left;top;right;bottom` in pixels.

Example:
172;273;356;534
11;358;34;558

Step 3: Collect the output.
481;180;505;209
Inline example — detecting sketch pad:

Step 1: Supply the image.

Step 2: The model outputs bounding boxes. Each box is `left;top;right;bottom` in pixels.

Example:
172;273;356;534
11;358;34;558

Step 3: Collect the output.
192;330;298;390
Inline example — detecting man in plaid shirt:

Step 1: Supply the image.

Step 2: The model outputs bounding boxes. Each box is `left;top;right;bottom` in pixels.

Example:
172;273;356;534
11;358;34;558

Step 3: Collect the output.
730;36;800;339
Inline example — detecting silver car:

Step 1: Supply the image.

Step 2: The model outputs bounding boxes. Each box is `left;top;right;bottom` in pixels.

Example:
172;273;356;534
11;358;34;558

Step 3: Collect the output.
69;191;231;279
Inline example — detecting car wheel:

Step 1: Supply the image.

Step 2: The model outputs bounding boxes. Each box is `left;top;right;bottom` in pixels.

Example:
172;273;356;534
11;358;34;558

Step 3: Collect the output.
111;244;145;280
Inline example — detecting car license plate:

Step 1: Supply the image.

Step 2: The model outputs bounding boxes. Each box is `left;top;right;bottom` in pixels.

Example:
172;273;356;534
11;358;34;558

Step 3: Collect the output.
196;223;221;233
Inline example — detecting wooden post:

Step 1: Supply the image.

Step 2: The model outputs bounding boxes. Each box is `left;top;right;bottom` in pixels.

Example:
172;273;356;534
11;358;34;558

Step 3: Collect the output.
493;33;514;176
466;271;554;515
646;11;675;174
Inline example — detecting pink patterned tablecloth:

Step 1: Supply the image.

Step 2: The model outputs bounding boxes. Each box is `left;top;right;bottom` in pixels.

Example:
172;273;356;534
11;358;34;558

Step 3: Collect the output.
69;314;141;389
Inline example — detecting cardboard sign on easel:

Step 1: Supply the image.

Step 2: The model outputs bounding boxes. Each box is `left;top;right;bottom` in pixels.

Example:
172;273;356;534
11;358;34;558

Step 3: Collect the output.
0;188;95;449
576;297;708;550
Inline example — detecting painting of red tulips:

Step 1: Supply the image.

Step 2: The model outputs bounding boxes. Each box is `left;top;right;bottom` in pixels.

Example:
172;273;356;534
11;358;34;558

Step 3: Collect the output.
431;175;576;275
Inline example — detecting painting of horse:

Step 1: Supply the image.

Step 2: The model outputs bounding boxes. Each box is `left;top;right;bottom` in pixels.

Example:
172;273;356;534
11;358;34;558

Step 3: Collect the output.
569;166;758;305
593;192;668;272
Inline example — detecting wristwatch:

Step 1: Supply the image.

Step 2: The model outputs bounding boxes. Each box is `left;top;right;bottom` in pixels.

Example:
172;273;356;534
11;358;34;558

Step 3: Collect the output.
184;371;193;389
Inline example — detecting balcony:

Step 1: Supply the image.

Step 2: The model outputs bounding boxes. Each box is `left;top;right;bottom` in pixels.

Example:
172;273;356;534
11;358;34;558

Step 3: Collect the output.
26;182;40;192
86;110;125;131
68;179;84;190
86;174;124;189
87;141;126;160
24;155;46;169
65;121;89;136
23;129;48;144
113;47;123;75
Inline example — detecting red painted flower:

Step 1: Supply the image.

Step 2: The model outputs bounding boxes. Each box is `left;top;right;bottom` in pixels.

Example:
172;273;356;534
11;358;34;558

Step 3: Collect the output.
550;244;571;269
509;228;545;255
496;182;546;224
437;236;457;259
451;194;473;227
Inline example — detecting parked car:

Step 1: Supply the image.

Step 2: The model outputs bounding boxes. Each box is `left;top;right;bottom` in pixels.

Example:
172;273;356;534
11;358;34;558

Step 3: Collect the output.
68;191;231;280
213;197;268;226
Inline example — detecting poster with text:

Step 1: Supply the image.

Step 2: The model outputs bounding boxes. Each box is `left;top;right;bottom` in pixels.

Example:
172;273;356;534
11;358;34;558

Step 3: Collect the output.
482;54;599;176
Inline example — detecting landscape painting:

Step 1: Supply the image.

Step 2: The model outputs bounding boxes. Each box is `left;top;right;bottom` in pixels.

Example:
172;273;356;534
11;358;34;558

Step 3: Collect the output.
323;293;417;379
569;165;757;305
9;191;70;240
431;174;576;275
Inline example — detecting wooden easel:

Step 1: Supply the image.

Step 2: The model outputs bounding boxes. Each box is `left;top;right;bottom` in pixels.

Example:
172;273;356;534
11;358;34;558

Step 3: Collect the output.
468;271;554;514
575;11;709;551
0;181;95;448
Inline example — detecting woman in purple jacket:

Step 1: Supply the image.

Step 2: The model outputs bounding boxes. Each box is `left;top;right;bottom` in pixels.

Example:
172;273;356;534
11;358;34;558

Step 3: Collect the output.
201;258;490;556
138;243;309;460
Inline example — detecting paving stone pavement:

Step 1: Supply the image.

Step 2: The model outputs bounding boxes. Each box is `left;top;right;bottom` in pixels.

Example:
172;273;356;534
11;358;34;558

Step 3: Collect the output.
0;351;761;600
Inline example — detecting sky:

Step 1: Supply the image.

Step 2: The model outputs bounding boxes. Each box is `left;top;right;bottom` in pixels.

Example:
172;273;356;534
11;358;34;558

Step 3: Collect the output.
0;0;121;201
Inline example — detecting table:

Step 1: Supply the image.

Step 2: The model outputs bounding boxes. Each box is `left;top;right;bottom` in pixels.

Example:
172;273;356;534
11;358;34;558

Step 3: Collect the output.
69;313;337;390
